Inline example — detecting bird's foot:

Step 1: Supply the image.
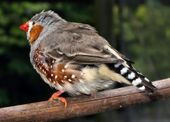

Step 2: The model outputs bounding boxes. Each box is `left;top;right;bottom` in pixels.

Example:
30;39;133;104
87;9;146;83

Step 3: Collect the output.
49;90;67;107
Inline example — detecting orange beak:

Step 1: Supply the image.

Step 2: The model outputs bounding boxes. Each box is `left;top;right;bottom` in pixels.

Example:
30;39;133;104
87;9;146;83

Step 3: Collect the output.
19;22;29;32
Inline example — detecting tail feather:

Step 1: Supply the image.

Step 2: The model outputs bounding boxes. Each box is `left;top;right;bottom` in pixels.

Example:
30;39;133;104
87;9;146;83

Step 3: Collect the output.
109;62;156;93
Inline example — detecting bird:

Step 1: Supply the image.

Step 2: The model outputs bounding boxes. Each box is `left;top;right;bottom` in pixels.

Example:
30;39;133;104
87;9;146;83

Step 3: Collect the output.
19;10;156;107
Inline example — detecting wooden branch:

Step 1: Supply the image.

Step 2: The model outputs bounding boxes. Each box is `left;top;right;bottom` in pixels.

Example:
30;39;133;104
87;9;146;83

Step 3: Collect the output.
0;78;170;122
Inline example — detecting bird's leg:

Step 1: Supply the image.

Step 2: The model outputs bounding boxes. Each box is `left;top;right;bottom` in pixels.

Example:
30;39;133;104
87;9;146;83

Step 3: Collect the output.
49;90;67;107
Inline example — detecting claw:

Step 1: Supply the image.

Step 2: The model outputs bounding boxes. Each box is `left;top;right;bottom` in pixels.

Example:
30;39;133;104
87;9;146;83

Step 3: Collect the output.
57;97;67;107
48;90;67;107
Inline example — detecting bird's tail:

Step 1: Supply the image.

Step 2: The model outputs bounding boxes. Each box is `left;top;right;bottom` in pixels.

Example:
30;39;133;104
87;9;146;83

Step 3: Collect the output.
111;62;157;93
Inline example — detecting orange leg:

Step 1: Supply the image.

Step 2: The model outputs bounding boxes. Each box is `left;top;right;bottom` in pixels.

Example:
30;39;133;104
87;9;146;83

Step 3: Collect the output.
48;90;67;107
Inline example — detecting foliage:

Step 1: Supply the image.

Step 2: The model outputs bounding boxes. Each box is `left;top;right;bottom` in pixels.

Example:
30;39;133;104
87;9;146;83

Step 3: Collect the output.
124;3;170;80
113;2;170;80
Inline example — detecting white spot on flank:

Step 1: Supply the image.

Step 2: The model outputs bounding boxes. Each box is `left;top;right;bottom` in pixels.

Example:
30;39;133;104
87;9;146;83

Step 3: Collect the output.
104;84;110;88
55;75;58;79
64;75;67;79
64;65;68;68
52;60;55;63
132;78;142;86
71;74;76;79
39;67;42;70
138;86;145;91
51;74;54;77
81;72;84;76
114;63;121;68
61;69;65;72
120;67;128;75
128;72;135;79
144;77;150;82
68;79;72;82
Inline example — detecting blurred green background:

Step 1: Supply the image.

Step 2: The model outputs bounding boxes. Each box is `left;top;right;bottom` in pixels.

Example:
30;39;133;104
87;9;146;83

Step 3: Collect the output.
0;0;170;121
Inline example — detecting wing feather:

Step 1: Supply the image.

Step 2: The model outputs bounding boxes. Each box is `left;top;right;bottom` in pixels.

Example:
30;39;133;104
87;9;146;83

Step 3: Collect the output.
42;22;125;64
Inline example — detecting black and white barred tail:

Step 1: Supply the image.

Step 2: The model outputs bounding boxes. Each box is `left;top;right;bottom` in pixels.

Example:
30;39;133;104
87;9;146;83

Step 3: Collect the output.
112;63;156;93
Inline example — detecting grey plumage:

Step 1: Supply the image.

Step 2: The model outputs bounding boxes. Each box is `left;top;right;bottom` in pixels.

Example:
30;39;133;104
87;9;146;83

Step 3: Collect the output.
27;10;156;95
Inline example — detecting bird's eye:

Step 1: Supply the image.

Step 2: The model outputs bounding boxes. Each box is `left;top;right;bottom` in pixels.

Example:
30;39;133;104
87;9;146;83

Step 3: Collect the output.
32;21;35;25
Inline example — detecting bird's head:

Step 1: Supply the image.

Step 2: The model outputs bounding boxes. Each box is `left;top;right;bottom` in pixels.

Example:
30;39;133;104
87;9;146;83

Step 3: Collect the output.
20;10;65;44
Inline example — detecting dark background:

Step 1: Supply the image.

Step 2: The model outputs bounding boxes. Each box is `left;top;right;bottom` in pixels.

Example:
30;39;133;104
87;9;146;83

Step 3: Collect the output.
0;0;170;121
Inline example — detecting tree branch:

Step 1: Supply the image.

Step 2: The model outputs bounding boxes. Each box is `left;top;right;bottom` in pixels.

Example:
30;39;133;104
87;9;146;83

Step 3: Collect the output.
0;78;170;122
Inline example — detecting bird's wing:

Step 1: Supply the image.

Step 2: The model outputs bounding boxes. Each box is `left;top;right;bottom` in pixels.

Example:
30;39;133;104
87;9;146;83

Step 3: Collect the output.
42;22;128;64
111;48;134;64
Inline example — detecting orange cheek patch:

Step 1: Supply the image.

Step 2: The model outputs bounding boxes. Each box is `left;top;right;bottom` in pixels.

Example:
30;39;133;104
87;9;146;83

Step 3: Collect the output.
29;24;43;44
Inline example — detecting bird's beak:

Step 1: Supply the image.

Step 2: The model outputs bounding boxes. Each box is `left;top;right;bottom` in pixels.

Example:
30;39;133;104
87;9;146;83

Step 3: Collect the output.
19;22;29;32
